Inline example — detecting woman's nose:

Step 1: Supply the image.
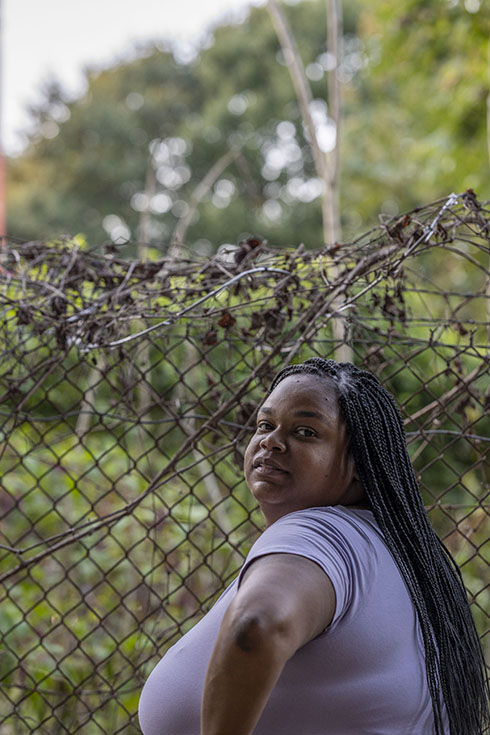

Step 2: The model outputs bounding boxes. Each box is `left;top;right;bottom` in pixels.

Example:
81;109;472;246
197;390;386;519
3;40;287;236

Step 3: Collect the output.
259;429;286;452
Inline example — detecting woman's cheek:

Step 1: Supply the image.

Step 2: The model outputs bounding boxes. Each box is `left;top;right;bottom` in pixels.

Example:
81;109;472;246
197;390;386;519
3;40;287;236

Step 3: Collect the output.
243;441;254;482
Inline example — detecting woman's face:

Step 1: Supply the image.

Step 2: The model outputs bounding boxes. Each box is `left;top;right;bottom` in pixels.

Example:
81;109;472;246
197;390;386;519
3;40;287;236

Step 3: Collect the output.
244;374;364;525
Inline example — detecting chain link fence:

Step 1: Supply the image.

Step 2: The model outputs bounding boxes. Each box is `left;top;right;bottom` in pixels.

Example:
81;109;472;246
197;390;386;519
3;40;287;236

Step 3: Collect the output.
1;190;489;733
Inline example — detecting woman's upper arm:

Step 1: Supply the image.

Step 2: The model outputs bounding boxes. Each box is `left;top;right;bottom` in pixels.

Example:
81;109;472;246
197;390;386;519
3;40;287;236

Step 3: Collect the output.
234;553;336;656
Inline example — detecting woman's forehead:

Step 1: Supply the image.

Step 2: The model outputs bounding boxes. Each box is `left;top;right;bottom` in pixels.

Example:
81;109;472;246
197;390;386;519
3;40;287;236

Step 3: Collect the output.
263;373;339;413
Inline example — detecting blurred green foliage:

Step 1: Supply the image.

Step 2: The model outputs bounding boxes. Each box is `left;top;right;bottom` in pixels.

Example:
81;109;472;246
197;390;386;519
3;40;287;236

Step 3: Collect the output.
7;0;490;252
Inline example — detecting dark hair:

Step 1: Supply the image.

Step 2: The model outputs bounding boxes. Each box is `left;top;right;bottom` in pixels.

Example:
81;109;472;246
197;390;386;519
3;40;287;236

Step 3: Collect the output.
270;358;489;735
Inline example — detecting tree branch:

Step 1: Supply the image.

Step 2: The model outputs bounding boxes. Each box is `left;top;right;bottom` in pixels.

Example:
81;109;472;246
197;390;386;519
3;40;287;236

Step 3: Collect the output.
137;156;157;261
326;0;342;240
267;0;330;222
268;0;350;359
170;146;242;257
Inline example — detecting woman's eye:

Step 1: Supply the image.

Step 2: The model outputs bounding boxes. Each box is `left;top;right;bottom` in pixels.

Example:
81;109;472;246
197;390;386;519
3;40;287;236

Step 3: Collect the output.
257;421;273;431
296;427;316;437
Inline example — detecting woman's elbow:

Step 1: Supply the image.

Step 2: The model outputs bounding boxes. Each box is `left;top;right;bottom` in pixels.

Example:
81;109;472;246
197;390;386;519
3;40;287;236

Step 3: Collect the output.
228;608;296;659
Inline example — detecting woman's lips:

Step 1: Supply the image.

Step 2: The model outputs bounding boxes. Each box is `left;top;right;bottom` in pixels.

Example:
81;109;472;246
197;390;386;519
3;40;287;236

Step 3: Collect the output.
253;460;288;477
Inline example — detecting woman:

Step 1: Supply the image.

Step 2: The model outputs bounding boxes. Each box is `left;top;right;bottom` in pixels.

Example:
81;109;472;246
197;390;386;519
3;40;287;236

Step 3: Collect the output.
139;358;489;735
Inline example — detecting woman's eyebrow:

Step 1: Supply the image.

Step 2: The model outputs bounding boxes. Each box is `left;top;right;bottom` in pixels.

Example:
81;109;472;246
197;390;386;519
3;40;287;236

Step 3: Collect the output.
259;406;332;424
294;410;332;424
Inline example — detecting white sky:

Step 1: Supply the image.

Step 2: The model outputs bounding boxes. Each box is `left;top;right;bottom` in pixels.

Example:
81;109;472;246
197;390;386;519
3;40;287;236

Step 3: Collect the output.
1;0;259;154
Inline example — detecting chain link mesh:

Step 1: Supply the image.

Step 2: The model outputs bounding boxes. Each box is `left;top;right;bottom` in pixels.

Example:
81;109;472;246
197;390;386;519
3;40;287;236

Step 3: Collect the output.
1;191;489;732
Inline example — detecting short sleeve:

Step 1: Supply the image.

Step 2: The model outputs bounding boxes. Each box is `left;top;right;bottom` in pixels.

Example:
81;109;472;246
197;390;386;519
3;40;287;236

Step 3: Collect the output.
237;507;377;629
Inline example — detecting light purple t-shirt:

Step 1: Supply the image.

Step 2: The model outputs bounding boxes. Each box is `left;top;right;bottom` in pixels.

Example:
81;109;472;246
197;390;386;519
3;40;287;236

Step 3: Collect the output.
138;507;441;734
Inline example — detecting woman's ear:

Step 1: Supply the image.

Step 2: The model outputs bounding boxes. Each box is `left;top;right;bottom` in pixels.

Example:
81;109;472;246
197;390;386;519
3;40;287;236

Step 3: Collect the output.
343;452;356;483
344;457;366;505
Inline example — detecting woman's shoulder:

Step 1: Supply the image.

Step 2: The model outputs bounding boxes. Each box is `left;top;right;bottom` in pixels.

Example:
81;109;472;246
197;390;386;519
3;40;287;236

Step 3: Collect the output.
264;505;379;540
244;505;382;578
240;506;390;628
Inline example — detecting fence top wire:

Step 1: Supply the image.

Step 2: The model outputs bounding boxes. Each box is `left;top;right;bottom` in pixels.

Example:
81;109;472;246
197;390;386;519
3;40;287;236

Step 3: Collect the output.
1;189;489;353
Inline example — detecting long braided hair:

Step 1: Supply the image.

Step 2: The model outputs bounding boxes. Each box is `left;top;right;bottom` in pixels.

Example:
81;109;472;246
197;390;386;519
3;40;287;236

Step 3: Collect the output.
270;358;489;735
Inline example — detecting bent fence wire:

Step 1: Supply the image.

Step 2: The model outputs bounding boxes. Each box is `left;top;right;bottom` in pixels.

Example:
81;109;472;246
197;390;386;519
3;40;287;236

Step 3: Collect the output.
0;190;489;733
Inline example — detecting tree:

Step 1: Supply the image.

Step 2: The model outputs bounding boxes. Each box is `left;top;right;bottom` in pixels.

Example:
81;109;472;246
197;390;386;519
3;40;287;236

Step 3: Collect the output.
6;0;490;253
342;0;490;230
